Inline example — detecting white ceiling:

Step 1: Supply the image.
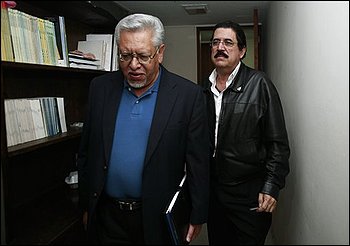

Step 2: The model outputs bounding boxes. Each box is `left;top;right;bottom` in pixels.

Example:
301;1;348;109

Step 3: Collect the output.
113;1;271;26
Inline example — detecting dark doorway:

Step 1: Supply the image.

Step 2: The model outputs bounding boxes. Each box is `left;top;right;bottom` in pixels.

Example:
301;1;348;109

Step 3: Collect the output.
196;27;215;87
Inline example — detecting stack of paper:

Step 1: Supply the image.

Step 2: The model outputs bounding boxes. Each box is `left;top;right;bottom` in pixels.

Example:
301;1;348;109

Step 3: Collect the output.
68;51;101;70
86;34;113;71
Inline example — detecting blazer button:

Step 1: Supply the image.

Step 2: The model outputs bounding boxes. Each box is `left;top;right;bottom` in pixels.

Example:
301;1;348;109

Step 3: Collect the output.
103;165;107;170
93;192;98;197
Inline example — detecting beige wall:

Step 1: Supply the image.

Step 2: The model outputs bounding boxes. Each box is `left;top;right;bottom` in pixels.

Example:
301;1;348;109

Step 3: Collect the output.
243;27;254;68
264;1;349;244
162;26;197;83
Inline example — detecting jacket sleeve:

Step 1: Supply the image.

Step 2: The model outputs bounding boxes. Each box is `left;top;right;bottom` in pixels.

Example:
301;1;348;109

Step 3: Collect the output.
186;87;210;224
260;78;290;200
77;78;96;212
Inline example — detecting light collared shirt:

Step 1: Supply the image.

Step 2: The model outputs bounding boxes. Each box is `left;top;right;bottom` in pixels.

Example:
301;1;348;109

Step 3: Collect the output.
209;62;241;155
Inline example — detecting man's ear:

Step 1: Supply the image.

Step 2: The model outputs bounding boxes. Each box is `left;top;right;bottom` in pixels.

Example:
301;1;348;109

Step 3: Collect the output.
158;44;165;63
240;47;247;59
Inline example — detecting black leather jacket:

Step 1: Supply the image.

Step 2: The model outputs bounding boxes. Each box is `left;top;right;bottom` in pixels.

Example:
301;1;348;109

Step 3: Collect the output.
204;63;290;199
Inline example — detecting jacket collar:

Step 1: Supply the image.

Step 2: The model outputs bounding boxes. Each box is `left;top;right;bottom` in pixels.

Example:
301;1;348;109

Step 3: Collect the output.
226;62;247;93
205;62;248;94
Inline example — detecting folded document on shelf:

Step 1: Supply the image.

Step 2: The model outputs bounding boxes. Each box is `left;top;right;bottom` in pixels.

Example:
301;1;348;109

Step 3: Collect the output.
77;40;105;70
68;56;100;66
68;50;101;67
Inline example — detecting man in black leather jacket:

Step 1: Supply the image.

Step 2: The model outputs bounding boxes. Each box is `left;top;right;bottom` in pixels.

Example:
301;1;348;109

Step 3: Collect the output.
204;21;290;245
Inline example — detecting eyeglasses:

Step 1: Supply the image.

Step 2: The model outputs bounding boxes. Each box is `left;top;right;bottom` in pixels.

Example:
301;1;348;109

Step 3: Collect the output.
211;39;237;48
119;46;160;64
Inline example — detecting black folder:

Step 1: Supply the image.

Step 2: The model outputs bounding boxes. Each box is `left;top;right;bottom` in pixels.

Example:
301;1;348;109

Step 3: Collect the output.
164;174;191;245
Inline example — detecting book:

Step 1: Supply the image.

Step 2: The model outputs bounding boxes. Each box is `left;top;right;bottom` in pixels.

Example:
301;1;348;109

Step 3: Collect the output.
45;16;69;67
19;11;35;64
86;34;113;71
44;19;59;65
40;97;54;136
14;99;32;143
23;98;37;142
37;17;50;65
4;99;17;146
8;8;23;62
48;97;60;135
111;33;119;71
56;97;67;133
1;2;14;62
164;173;191;245
28;98;47;139
29;15;44;64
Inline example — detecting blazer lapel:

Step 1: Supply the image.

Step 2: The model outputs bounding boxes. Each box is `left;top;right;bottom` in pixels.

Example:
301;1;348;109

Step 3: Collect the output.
102;72;124;165
144;70;178;165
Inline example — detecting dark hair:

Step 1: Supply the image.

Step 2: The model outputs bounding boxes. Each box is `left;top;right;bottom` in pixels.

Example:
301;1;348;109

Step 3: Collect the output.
211;21;247;59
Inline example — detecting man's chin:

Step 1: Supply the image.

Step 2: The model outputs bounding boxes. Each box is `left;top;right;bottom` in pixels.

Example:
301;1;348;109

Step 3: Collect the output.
128;80;147;89
214;61;228;67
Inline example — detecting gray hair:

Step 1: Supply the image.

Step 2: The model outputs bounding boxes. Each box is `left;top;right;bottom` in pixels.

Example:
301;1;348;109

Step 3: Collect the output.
114;13;165;47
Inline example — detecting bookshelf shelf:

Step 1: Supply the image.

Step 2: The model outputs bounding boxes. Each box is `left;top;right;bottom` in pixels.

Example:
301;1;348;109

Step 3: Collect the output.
1;1;120;244
1;63;98;244
7;128;81;157
2;61;108;74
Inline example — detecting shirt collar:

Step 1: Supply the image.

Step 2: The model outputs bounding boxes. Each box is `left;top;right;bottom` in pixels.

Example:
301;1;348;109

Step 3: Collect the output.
209;61;241;88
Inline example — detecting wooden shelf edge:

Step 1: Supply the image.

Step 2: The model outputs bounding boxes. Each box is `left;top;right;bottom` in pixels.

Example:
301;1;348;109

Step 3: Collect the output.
7;128;82;157
1;61;110;75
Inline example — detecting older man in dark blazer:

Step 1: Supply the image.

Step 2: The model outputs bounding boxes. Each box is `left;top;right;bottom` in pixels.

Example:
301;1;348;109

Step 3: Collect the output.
77;13;210;245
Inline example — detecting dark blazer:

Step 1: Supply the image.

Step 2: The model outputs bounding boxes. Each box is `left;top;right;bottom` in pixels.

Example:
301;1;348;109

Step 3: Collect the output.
77;65;210;244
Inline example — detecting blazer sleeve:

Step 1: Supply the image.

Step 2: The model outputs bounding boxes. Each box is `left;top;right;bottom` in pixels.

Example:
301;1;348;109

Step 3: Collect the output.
186;86;210;224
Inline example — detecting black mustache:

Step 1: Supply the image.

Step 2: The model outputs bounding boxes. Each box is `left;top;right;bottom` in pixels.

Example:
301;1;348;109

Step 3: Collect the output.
214;51;229;58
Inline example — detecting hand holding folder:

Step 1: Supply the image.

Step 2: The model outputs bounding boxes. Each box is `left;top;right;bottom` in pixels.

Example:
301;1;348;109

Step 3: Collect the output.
164;174;191;245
